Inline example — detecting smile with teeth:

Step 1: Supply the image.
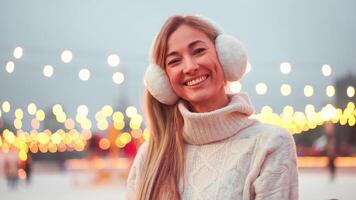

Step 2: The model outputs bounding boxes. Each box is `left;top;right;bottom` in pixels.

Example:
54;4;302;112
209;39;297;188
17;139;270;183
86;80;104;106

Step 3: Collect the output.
185;75;208;86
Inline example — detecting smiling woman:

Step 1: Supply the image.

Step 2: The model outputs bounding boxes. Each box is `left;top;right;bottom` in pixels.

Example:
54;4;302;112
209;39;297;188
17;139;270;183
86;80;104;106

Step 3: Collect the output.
126;15;299;200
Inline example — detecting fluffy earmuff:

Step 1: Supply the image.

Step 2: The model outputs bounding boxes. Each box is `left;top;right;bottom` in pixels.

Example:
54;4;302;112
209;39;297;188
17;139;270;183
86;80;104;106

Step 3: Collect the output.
144;17;248;105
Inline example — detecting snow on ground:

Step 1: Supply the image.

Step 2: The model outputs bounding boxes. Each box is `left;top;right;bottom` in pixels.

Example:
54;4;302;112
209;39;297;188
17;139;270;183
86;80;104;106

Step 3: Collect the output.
1;168;355;200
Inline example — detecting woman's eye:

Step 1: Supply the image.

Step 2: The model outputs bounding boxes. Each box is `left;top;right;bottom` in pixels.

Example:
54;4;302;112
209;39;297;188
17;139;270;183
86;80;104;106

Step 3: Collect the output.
167;59;180;66
193;48;206;55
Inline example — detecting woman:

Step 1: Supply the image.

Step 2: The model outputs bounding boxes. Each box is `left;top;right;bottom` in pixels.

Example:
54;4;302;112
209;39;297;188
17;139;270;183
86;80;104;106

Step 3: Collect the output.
126;15;299;200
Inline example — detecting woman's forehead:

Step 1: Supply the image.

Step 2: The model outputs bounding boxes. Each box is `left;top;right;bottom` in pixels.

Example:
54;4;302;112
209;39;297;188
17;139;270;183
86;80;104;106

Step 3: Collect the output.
167;25;212;54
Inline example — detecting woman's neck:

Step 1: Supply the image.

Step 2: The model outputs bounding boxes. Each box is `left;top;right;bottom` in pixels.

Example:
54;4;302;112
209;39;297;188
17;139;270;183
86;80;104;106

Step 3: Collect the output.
188;93;229;113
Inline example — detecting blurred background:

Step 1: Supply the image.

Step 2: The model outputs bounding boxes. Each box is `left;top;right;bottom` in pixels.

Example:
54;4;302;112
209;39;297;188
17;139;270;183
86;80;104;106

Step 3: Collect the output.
0;0;355;199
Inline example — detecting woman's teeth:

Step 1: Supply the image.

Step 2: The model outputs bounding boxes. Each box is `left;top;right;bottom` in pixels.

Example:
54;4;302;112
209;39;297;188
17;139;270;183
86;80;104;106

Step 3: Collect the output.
186;75;207;86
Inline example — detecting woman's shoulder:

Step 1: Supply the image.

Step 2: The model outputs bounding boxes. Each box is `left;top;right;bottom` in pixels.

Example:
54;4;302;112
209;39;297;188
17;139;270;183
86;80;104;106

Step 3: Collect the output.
239;121;293;147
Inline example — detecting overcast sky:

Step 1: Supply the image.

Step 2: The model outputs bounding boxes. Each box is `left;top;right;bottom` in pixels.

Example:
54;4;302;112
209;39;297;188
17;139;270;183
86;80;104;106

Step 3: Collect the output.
0;0;355;129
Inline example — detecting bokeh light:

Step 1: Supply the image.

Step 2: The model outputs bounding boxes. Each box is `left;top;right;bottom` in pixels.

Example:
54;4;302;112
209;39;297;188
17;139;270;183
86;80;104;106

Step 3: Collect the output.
256;82;268;95
13;46;23;59
245;61;251;74
112;72;124;85
322;64;332;77
5;61;15;73
77;105;89;116
61;50;73;63
79;69;90;81
280;62;291;74
107;54;120;67
347;86;355;97
27;103;37;115
280;84;292;96
326;85;335;97
228;81;242;93
126;106;137;118
43;65;54;77
2;101;10;113
304;85;314;97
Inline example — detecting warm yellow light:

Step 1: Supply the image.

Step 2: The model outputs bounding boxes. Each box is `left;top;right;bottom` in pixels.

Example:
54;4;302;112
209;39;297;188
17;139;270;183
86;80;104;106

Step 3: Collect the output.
107;54;120;67
3;129;15;144
81;118;92;130
6;61;15;73
283;105;294;115
114;121;125;130
64;118;75;129
102;105;113;117
143;129;150;140
13;47;23;59
347;86;355;97
61;50;73;63
79;68;90;81
15;108;24;119
119;132;132;144
280;62;291;74
131;129;143;139
245;61;251;74
2;101;10;113
95;111;105;121
43;65;54;77
321;64;332;77
48;142;58;153
280;84;292;96
14;119;22;129
112;72;124;84
261;106;273;114
37;132;50;144
305;104;315;115
18;150;27;161
326;85;335;97
99;138;110;150
51;132;62;144
29;143;38;153
304;85;314;97
56;113;67;123
52;104;63;115
229;81;242;93
97;120;109;130
77;105;88;116
36;109;45;121
349;116;356;126
321;104;337;121
39;144;48;153
112;111;124;122
82;130;92;140
115;136;125;148
256;82;268;95
31;118;40;129
126;106;138;118
27;103;37;115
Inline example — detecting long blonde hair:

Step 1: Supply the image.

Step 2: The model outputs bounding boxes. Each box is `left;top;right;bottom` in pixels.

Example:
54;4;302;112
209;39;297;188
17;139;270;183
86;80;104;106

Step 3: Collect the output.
136;15;218;200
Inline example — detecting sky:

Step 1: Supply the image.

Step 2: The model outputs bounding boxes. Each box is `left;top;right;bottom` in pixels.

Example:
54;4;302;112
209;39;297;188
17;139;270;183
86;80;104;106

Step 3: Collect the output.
0;0;355;129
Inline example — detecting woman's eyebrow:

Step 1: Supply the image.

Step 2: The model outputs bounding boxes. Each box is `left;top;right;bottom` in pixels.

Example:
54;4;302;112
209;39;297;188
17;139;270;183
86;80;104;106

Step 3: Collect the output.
188;40;205;48
166;40;206;58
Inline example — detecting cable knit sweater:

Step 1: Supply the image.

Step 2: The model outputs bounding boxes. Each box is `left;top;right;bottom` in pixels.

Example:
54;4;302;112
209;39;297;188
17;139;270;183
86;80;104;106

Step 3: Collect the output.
125;93;299;200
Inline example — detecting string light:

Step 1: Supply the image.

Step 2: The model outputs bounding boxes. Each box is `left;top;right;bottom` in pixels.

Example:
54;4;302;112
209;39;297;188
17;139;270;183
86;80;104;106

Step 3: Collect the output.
107;54;120;67
280;62;291;74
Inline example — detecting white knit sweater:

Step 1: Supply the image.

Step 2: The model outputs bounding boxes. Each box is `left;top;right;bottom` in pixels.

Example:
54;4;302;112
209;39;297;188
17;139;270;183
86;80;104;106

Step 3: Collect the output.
125;93;299;200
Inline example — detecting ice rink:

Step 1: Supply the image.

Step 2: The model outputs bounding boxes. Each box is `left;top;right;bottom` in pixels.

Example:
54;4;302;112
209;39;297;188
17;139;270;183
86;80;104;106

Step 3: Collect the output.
1;168;356;200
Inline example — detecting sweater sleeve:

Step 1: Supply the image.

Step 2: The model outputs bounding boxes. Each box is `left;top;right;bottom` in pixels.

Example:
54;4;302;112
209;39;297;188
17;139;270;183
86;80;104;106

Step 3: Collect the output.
125;141;148;200
252;127;299;200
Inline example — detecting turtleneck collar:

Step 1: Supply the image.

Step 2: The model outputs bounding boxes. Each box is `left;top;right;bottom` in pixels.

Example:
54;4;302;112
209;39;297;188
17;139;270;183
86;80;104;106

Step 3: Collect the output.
178;92;257;145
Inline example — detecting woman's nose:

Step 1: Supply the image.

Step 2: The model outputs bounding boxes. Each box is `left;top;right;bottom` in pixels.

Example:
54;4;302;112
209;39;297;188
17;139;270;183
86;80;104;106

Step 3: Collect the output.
182;56;199;75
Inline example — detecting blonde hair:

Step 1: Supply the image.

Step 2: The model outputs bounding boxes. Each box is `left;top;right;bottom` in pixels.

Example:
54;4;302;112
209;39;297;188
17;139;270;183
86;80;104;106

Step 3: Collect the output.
136;15;218;200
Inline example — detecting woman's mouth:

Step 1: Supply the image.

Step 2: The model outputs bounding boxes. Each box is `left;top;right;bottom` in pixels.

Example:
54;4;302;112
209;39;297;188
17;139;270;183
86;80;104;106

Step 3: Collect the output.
184;75;209;86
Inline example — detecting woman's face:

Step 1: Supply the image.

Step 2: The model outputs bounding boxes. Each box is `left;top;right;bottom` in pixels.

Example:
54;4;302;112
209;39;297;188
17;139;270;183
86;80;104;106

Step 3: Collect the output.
165;25;226;109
